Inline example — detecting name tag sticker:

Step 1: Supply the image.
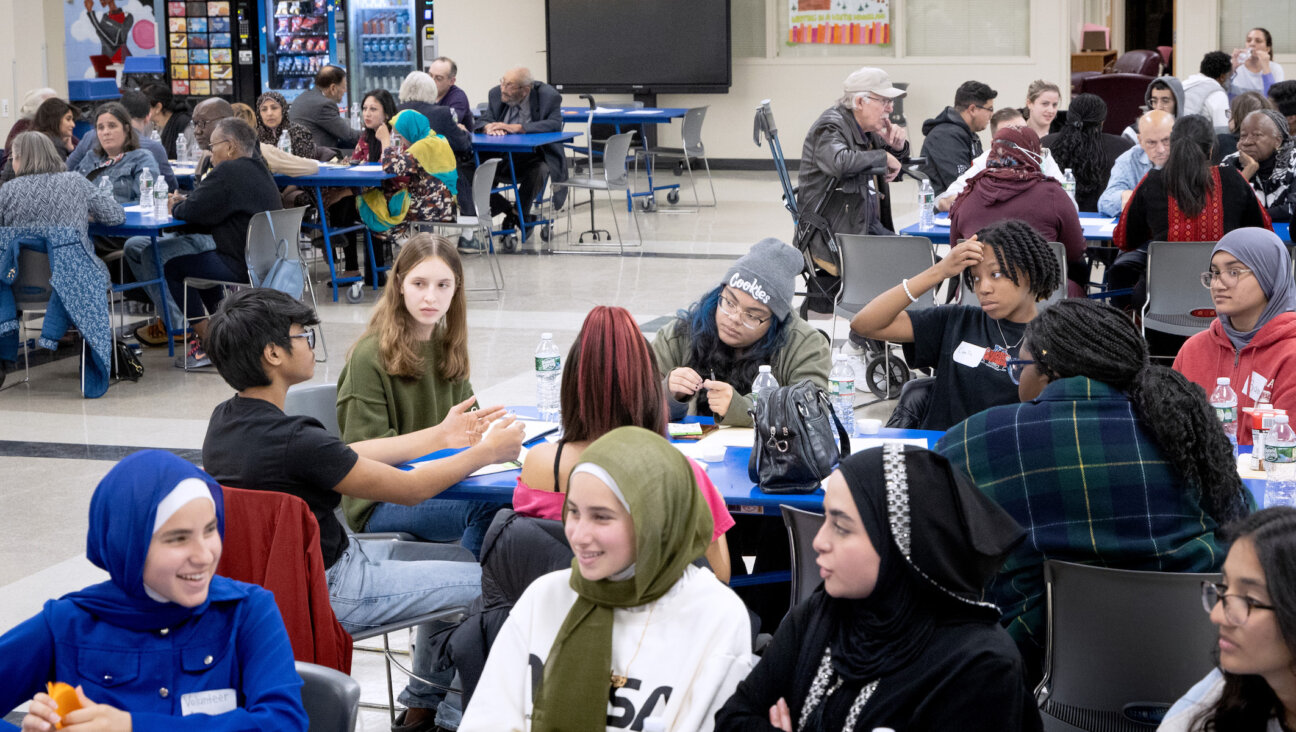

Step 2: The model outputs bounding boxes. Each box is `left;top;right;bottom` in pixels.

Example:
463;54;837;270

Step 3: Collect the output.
952;341;987;368
181;689;236;716
1248;372;1269;402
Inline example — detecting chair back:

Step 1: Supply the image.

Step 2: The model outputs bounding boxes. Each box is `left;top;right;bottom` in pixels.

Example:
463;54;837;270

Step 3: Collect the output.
246;206;309;284
14;248;54;309
681;106;709;156
601;131;637;188
285;382;341;438
958;240;1067;309
1080;73;1156;135
471;158;502;220
296;661;360;732
780;505;824;607
835;234;935;320
1038;561;1220;730
1142;240;1217;337
1113;49;1162;76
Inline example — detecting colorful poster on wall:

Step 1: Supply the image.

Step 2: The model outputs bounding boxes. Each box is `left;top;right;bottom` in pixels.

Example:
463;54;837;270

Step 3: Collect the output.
788;0;890;45
67;1;160;80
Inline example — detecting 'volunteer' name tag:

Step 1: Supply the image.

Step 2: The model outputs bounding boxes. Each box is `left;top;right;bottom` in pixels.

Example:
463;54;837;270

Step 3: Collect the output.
181;689;236;716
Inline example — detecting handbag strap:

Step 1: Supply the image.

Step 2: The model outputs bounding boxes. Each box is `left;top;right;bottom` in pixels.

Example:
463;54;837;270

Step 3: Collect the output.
817;388;852;458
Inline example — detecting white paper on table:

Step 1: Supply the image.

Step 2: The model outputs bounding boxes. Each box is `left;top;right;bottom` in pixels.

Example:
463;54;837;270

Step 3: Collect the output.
624;109;661;115
698;427;756;448
519;419;561;444
849;437;929;453
411;446;528;477
351;163;383;171
124;204;148;212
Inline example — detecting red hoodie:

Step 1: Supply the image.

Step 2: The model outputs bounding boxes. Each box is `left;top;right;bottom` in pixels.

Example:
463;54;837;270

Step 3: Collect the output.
1173;312;1296;445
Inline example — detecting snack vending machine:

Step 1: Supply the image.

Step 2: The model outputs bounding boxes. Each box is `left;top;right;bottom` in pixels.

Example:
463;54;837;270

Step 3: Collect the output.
164;1;260;101
260;0;346;102
347;0;420;101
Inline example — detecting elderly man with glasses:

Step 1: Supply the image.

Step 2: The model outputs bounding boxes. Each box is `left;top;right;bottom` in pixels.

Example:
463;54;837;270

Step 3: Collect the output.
795;67;909;312
474;66;568;222
919;80;998;196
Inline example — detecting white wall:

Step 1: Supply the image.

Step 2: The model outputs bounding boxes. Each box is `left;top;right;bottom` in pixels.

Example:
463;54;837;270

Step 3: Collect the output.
0;0;67;142
438;0;1071;161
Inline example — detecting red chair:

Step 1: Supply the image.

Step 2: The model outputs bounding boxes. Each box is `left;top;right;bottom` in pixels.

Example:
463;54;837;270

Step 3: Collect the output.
1113;49;1163;76
1081;73;1156;136
216;486;353;674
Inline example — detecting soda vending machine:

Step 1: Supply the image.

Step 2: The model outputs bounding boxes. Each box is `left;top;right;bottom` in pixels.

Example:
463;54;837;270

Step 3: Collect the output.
163;1;260;101
347;0;421;101
260;0;345;102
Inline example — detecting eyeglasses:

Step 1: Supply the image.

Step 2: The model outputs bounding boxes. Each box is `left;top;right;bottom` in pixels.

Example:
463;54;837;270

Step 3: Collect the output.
863;93;894;108
1006;358;1034;385
289;328;316;351
499;78;526;90
717;293;771;329
1202;581;1276;625
209;138;232;152
1200;268;1255;288
974;104;996;113
193;118;213;131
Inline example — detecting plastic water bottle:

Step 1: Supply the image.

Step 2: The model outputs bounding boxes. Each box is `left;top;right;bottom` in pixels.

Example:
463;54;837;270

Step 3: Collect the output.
149;128;162;145
176;134;189;164
153;176;169;220
97;174;113;199
535;333;562;422
752;365;780;406
137;167;153;208
1063;168;1078;209
829;353;857;436
918;179;934;230
1210;377;1239;449
1264;415;1296;507
278;130;293;154
350;102;361;130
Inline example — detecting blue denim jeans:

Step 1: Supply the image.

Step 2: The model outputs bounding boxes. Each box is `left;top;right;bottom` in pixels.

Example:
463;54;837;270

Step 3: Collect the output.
365;499;510;559
123;233;216;328
325;536;481;709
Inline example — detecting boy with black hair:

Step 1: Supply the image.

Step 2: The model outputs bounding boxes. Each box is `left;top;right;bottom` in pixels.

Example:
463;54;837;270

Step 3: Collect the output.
920;80;998;195
202;287;524;731
1184;51;1234;129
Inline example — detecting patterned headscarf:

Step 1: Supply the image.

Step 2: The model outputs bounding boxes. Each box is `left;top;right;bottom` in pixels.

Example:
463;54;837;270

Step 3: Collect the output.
950;125;1052;217
254;91;291;146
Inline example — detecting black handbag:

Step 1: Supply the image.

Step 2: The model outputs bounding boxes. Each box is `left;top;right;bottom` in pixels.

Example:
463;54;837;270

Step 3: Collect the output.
748;379;851;493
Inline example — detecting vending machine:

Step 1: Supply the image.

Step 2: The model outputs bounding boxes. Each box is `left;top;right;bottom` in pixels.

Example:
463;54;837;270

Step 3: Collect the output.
163;0;261;102
259;0;346;102
347;0;421;100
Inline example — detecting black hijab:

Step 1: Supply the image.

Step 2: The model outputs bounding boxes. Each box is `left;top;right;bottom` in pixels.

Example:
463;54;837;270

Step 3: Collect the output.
826;444;1025;682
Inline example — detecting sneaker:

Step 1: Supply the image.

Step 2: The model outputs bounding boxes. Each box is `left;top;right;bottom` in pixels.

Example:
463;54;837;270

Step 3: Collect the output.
134;319;182;347
174;336;212;369
457;234;485;254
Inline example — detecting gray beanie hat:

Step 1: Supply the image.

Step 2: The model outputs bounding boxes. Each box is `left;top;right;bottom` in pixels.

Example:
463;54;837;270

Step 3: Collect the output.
721;238;804;321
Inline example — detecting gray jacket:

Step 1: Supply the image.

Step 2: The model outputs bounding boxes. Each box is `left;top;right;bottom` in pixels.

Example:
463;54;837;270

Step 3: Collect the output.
289;87;359;151
74;147;160;205
795;105;908;236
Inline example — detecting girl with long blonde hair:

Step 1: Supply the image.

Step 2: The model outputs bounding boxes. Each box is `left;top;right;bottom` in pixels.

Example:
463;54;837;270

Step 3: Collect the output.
336;233;507;559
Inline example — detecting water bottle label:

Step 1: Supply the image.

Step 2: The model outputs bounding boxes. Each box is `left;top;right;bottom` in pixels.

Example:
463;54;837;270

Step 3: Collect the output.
1214;406;1236;423
829;378;854;396
1264;445;1296;464
535;356;560;372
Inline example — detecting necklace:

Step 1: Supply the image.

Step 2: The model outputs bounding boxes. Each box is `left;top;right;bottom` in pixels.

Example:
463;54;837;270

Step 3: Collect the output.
994;318;1025;351
610;605;655;688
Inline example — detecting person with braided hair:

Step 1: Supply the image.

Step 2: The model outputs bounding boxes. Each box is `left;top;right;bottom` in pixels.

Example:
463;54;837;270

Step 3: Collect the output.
1041;93;1133;211
1109;114;1271;310
937;298;1253;684
1175;228;1296;446
852;218;1060;431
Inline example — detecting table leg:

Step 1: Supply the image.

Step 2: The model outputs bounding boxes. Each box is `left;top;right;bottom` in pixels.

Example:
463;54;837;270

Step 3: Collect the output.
312;185;340;302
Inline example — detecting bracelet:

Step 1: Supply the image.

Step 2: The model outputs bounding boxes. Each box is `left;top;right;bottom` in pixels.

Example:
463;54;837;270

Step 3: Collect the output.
901;278;918;303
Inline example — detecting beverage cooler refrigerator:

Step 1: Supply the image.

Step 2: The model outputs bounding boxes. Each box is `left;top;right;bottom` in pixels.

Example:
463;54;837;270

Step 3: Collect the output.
163;1;260;101
348;0;422;100
260;0;344;102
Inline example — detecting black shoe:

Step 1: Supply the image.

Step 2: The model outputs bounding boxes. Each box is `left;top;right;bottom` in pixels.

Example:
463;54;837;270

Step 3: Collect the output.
391;709;439;732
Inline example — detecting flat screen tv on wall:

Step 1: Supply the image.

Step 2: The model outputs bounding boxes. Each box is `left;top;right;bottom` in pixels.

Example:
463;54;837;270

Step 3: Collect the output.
545;0;732;94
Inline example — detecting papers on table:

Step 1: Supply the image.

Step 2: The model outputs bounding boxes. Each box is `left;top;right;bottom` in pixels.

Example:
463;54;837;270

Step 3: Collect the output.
931;215;952;228
519;419;560;444
351;163;383;171
1081;217;1118;235
410;447;528;477
624;109;661;115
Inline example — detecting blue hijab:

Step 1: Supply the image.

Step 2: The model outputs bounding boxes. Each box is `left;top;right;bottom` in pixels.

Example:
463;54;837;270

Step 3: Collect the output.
65;450;246;632
1213;227;1296;350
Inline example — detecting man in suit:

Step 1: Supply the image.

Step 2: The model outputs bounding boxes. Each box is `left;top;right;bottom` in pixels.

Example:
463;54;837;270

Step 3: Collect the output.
290;65;359;154
475;67;568;219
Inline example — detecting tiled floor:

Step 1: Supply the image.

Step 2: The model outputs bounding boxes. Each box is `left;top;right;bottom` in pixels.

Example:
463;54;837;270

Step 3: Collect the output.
0;169;921;728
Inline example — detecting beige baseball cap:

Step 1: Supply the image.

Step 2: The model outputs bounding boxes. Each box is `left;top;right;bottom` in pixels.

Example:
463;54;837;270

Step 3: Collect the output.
842;68;906;99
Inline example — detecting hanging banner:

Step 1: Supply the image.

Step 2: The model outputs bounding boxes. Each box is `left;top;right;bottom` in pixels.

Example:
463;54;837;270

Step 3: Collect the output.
788;0;890;45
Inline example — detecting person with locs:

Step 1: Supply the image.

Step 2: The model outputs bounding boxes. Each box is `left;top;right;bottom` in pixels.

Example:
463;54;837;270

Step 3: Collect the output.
919;80;997;196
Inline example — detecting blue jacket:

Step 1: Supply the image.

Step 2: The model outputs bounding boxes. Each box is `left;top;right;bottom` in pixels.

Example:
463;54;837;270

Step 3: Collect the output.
69;131;178;191
1098;144;1154;216
75;147;160;204
0;582;307;731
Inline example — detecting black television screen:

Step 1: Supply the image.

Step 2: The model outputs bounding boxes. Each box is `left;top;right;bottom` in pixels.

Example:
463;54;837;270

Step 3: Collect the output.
545;0;731;94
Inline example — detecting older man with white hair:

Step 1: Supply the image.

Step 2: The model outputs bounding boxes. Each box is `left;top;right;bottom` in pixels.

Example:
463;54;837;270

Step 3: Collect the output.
475;66;567;218
397;70;477;228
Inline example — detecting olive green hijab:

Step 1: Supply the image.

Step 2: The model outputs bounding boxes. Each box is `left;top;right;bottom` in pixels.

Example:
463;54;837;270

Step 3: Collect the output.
530;426;714;732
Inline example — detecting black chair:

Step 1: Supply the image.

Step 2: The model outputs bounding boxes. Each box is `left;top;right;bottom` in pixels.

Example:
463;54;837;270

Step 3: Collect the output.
884;376;935;429
780;505;824;607
1037;561;1220;731
297;661;360;732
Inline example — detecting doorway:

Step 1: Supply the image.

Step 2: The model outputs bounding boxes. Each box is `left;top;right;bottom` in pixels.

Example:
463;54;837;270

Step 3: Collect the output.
1125;0;1173;67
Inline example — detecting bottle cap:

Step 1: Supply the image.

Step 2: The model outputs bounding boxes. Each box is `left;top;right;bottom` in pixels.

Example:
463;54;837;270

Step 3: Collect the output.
1278;415;1290;423
833;353;846;362
759;364;772;372
541;332;553;339
1217;377;1230;385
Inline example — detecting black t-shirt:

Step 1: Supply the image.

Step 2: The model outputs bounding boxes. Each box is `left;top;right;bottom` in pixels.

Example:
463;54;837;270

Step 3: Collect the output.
905;305;1025;431
203;394;359;568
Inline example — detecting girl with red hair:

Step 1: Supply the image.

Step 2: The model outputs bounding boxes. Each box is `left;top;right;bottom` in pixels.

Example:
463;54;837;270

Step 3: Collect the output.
516;305;734;581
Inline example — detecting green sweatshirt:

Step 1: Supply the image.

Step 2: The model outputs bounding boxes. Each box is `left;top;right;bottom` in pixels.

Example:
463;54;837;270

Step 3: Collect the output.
649;315;831;427
336;332;473;530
